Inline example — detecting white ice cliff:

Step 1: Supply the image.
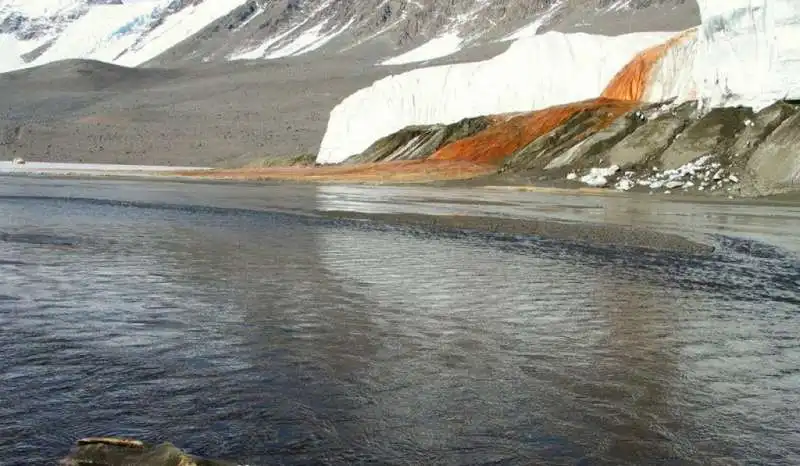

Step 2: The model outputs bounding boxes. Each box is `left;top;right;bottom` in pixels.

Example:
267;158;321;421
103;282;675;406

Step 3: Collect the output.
692;0;800;110
317;0;800;164
316;31;674;164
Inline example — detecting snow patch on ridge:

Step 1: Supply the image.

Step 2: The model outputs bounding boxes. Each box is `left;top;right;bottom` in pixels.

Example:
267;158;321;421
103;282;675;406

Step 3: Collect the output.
380;33;463;66
115;0;247;66
317;31;675;164
502;18;546;41
265;17;354;59
229;0;339;61
501;1;561;41
0;34;24;73
30;2;159;67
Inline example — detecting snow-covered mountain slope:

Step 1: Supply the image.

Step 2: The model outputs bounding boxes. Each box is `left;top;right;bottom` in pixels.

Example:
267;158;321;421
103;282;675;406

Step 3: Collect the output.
0;0;247;72
0;0;699;72
159;0;699;67
316;30;676;164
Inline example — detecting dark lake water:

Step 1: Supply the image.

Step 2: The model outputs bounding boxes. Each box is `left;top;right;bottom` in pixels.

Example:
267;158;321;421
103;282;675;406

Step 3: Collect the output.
0;178;798;465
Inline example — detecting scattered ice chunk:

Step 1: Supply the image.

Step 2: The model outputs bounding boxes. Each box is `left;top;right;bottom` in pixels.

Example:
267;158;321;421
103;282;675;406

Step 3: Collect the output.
579;165;619;187
694;155;712;166
615;179;635;191
566;154;738;197
581;175;608;187
566;172;577;180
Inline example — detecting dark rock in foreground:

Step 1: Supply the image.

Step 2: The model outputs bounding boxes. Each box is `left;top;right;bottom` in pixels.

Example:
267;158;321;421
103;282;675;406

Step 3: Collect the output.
59;437;235;466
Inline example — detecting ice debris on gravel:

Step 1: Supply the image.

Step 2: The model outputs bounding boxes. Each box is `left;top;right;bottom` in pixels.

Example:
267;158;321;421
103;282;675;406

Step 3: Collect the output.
579;165;619;187
569;155;741;194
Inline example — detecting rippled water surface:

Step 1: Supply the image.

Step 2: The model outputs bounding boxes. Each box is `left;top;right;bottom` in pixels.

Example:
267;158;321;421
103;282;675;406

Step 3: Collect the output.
0;178;798;465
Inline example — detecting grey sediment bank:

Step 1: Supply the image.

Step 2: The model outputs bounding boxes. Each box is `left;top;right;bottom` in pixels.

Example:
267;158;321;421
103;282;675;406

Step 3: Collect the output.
316;210;715;255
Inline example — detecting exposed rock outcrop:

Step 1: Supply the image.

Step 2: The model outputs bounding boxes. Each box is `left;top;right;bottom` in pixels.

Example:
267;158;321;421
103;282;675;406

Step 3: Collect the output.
603;101;696;169
494;100;800;196
542;106;654;171
743;111;800;196
497;99;640;172
430;99;638;165
659;106;754;170
343;116;493;164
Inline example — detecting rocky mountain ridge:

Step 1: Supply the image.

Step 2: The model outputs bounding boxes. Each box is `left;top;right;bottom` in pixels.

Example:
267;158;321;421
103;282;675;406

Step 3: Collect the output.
0;0;698;71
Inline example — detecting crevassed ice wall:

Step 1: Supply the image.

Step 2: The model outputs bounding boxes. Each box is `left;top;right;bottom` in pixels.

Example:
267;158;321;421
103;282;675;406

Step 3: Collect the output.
316;31;675;164
693;0;800;110
642;31;698;103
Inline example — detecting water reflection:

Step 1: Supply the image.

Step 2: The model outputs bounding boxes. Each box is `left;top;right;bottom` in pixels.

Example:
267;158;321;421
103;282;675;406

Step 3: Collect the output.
313;208;799;464
0;180;797;466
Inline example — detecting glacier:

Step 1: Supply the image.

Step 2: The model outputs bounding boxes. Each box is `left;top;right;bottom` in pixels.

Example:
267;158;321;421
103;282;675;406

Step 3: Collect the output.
693;0;800;110
316;31;675;164
641;30;699;103
317;0;800;164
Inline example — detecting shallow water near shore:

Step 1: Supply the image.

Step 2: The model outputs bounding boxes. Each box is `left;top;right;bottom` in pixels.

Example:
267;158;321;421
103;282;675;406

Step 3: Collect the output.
0;177;798;465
